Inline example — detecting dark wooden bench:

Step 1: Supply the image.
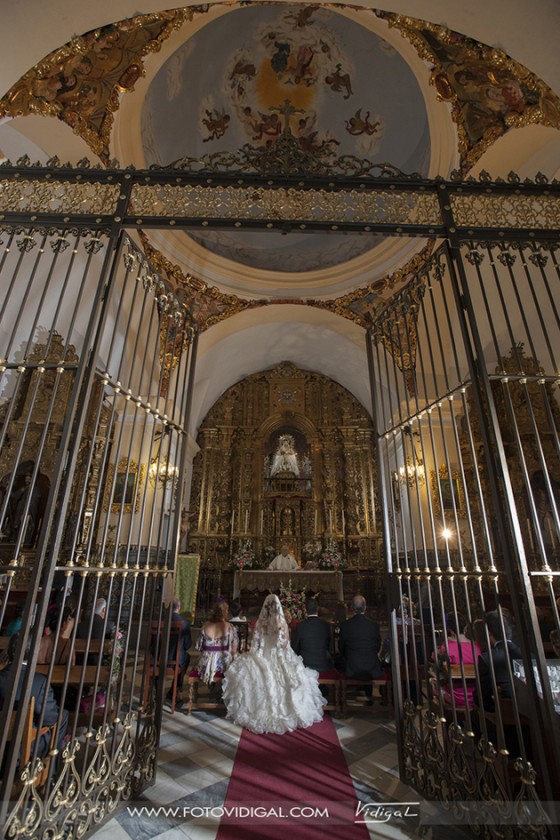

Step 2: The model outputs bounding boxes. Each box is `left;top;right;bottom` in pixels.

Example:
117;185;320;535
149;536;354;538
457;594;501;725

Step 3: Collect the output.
339;672;393;715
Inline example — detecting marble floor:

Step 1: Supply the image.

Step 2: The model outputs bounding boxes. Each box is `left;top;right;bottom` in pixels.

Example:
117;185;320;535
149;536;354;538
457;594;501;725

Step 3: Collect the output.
88;697;472;840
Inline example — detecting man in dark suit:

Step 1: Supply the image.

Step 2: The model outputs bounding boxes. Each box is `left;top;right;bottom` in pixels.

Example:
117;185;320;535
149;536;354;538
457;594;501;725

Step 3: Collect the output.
337;594;383;680
475;609;522;712
292;598;333;672
474;609;528;758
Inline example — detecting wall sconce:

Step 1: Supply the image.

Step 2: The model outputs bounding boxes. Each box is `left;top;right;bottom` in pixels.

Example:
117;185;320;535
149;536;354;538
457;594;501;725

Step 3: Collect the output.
393;427;425;486
149;459;179;485
393;458;426;486
149;427;179;486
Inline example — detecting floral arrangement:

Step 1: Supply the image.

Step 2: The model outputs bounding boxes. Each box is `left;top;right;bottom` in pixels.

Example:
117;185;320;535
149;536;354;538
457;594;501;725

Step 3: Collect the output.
303;540;322;562
318;539;345;570
263;545;277;566
230;538;256;571
107;625;125;684
279;580;318;622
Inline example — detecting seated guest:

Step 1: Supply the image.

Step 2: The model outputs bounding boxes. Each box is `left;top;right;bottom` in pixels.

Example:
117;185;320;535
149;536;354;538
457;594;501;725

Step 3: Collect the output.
229;600;249;652
474;609;526;757
475;610;522;712
437;612;481;709
292;597;333;673
337;595;383;686
5;603;24;637
0;633;68;758
194;601;238;688
38;603;76;666
268;544;298;571
229;601;247;622
77;597;107;664
165;597;191;707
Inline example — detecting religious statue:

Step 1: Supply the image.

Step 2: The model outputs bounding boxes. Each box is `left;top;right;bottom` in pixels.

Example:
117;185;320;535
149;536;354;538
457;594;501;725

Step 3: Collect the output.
270;434;299;477
0;461;50;546
268;543;299;571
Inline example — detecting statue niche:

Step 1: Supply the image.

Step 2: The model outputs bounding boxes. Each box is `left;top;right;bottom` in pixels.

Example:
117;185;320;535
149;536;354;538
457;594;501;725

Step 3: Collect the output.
265;428;311;490
271;433;299;477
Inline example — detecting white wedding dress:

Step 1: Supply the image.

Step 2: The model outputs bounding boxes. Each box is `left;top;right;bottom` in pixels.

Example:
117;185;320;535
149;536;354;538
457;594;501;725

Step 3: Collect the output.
222;594;326;734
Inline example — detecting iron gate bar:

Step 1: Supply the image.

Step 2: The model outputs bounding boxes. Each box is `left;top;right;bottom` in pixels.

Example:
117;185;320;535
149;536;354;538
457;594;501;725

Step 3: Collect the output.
0;227;123;810
445;237;560;801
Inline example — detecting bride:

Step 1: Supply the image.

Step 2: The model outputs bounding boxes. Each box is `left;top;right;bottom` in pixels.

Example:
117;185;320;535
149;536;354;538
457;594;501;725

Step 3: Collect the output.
222;594;326;734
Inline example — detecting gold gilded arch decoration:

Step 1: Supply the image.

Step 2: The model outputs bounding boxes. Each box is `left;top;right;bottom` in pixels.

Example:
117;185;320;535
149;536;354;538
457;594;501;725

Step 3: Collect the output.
139;231;265;334
376;10;560;174
372;274;427;397
0;7;199;161
322;242;435;328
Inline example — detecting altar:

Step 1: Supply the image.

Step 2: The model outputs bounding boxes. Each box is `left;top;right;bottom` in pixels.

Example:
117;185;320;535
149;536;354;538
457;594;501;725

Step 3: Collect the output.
233;569;344;601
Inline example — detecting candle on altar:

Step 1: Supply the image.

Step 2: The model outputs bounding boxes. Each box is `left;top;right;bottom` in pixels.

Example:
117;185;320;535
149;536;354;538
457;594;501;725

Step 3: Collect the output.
261;509;264;534
342;509;346;540
547;516;555;549
245;509;249;533
329;509;333;532
526;518;535;553
314;509;318;533
231;510;235;536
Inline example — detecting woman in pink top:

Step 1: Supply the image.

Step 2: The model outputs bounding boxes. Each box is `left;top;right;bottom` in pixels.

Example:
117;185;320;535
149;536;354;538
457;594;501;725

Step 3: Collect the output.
439;614;481;709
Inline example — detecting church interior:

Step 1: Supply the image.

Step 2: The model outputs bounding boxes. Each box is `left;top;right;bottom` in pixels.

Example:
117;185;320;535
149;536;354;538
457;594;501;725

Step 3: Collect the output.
1;2;560;838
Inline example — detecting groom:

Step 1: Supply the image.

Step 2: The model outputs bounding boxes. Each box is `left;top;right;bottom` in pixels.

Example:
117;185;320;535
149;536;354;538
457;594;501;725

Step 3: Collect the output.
292;598;333;672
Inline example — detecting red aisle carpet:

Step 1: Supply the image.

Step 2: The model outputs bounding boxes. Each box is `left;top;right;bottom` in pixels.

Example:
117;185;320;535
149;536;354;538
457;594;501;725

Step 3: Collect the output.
216;716;370;839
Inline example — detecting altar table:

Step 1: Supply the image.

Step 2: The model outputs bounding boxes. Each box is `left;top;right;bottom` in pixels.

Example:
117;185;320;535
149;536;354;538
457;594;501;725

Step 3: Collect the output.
233;569;344;601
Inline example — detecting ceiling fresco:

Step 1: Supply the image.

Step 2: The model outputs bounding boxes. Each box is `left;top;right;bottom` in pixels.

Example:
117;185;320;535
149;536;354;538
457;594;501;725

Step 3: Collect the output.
142;5;429;167
140;3;429;274
1;2;559;333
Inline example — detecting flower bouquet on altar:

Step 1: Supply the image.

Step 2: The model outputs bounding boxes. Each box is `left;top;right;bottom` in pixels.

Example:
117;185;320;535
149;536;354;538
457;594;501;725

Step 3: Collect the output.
318;539;345;570
302;540;322;569
103;625;125;687
230;538;256;571
279;580;318;622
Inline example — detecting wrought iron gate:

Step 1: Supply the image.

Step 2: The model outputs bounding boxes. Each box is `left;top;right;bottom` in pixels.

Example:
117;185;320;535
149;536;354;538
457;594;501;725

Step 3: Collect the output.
0;226;196;838
1;157;560;839
368;239;560;837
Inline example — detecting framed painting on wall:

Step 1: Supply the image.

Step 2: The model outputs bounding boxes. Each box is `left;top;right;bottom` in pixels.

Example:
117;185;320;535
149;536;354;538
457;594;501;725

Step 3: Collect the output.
431;465;466;517
104;458;145;513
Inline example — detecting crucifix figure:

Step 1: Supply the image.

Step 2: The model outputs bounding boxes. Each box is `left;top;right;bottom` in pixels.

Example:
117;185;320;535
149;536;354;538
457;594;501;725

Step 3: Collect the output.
270;98;305;135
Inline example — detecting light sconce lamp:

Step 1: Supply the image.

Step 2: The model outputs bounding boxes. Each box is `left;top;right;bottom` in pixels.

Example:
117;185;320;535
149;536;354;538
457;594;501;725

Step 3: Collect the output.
393;426;426;486
149;428;179;486
149;459;179;485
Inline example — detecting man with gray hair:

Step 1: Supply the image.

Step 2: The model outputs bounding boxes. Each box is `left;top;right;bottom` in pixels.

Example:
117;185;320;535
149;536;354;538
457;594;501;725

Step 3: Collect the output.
337;594;383;684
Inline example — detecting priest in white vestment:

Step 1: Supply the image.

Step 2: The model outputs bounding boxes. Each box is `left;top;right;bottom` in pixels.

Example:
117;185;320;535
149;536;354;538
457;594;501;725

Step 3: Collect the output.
268;544;299;571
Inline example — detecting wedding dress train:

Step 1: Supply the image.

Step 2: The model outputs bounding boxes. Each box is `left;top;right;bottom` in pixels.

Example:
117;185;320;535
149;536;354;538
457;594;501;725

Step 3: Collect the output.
222;594;326;734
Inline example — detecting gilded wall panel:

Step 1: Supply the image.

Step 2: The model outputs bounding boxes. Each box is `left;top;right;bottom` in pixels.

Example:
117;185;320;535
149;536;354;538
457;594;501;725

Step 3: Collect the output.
188;361;381;572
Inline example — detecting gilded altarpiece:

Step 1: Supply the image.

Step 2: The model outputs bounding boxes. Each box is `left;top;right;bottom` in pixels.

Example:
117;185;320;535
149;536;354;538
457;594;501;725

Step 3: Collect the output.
0;335;111;582
187;362;381;576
